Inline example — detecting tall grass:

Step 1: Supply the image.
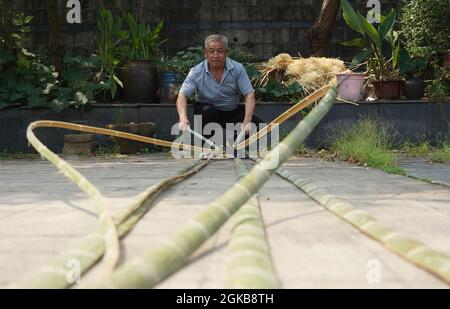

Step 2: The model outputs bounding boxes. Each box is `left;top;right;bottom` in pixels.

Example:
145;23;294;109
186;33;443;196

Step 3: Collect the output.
331;118;404;174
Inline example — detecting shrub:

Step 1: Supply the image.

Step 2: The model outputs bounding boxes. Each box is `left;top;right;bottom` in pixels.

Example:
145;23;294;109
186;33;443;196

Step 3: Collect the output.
401;0;450;61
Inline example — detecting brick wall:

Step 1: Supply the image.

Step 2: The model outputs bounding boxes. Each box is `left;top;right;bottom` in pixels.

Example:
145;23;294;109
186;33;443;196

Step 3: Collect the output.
7;0;402;60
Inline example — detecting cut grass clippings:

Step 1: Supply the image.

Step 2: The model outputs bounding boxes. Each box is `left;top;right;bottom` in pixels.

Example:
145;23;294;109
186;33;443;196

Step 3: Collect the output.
331;118;405;175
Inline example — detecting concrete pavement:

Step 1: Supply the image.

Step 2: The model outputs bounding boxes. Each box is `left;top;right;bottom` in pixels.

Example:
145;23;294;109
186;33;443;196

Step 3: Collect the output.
0;154;449;288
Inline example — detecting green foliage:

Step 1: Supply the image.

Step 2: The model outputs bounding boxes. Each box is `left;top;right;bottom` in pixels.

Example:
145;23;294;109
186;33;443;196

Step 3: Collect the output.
123;13;164;61
400;0;449;99
401;0;450;61
426;65;450;99
340;0;402;80
0;150;39;160
93;144;121;157
0;12;107;111
254;78;304;103
97;9;124;99
401;140;450;164
172;46;204;78
398;49;427;78
56;53;102;110
331;117;404;174
0;13;59;110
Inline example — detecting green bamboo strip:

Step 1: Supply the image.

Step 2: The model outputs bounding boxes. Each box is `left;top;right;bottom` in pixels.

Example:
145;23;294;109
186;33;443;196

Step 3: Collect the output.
224;158;279;288
274;166;450;284
26;123;120;280
9;158;211;288
93;85;337;288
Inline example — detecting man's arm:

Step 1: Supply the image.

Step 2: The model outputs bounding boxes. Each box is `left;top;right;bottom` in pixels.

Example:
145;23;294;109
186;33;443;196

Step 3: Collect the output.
176;93;190;130
242;91;255;130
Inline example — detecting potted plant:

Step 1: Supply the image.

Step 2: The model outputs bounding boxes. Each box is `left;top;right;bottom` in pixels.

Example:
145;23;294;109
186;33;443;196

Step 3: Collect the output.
118;14;164;103
341;0;404;100
398;49;427;100
155;55;183;103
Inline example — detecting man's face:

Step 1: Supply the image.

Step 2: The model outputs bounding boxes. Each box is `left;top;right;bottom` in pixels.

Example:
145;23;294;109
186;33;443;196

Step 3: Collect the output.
204;41;228;68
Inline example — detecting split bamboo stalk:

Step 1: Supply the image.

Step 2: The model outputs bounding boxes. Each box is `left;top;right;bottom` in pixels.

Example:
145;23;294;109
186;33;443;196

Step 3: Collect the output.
10;158;211;288
27;122;120;280
224;159;279;288
93;85;337;288
274;166;450;284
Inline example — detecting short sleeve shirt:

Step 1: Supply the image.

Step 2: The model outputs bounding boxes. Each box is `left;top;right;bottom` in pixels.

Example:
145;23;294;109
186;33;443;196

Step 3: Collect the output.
179;58;254;111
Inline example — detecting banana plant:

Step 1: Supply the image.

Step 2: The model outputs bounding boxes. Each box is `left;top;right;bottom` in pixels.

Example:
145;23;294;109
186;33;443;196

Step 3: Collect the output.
340;0;399;80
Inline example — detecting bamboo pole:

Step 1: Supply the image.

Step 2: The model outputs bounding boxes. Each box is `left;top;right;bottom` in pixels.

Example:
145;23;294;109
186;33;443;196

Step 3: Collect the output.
224;159;279;288
274;166;450;284
92;85;337;288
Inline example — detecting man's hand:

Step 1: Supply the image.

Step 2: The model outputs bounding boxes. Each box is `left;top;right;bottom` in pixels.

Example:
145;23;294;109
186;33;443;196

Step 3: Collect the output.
241;121;253;133
179;119;190;131
176;93;190;131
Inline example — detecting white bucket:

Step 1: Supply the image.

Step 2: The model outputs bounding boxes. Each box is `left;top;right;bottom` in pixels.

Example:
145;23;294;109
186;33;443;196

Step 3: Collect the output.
336;73;365;102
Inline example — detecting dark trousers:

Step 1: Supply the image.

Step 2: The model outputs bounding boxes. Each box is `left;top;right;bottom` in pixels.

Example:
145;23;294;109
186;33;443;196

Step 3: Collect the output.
193;103;264;145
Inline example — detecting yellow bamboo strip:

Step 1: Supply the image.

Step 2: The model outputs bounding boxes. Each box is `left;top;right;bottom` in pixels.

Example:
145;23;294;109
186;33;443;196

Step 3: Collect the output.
29;120;205;153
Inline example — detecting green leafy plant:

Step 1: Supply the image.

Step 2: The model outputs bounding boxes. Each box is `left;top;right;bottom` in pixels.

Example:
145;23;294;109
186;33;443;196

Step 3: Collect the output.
0;13;60;110
398;49;427;78
54;53;102;110
96;9;123;100
401;0;450;62
400;0;449;99
340;0;401;80
174;46;204;78
426;65;450;99
123;13;164;62
255;78;304;103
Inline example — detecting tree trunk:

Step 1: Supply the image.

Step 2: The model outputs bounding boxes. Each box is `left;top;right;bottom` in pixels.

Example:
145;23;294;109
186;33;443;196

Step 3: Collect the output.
47;0;62;74
307;0;340;57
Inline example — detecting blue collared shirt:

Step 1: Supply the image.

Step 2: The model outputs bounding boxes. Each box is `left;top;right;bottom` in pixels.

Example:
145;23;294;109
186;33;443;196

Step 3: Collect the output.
179;58;254;111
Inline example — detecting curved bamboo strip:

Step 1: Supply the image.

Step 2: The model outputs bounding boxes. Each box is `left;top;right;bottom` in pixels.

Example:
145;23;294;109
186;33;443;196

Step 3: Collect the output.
27;122;120;280
29;120;206;153
224;159;279;288
274;166;450;284
9;158;211;288
92;86;337;288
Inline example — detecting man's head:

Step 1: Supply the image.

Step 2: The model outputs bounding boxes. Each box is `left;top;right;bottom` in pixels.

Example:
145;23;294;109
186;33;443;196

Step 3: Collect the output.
204;34;228;70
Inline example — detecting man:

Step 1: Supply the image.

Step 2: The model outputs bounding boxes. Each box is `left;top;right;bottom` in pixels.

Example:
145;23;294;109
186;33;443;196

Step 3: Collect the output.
176;34;261;144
